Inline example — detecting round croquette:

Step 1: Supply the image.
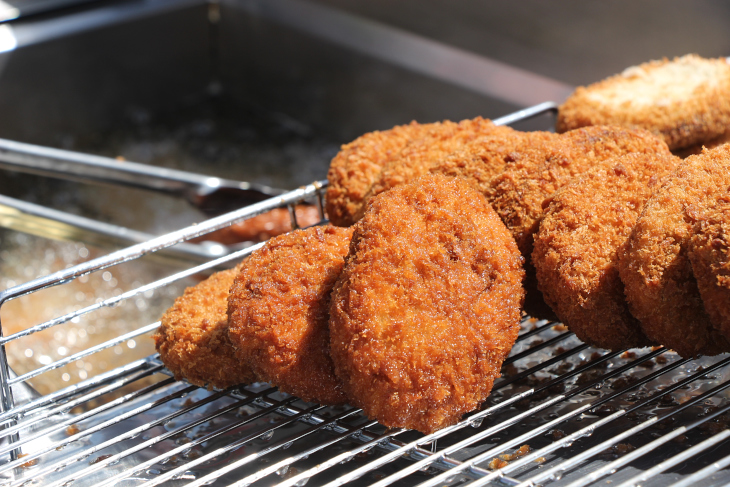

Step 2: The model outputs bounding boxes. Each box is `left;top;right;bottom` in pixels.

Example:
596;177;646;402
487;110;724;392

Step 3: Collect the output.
155;268;256;390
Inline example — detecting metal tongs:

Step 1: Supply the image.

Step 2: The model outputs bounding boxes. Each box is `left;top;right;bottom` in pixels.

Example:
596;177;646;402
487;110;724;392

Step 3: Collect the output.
0;138;290;261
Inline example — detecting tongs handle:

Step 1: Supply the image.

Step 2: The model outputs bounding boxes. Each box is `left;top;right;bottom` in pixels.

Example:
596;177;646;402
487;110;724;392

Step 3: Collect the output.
0;138;285;212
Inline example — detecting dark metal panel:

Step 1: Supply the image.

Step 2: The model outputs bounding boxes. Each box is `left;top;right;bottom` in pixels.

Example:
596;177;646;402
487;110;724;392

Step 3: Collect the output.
218;0;554;142
0;0;210;146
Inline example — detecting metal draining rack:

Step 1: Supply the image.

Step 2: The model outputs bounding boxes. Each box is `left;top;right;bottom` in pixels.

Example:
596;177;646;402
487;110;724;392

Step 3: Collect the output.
0;103;730;487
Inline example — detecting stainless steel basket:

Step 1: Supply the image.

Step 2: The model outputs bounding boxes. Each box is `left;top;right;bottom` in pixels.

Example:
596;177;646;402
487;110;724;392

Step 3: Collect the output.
0;103;729;487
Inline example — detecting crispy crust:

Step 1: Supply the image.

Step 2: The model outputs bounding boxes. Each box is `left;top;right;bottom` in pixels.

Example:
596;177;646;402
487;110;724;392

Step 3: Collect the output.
486;125;671;257
326;122;433;227
154;268;255;389
557;55;730;150
689;202;730;339
359;118;513;221
533;152;680;350
427;129;559;320
227;225;353;405
329;174;524;433
618;144;730;357
429;130;558;195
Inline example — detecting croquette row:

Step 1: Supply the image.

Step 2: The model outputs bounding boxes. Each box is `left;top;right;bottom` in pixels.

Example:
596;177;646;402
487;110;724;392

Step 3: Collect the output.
534;145;730;358
156;54;730;434
156;175;525;434
326;115;729;359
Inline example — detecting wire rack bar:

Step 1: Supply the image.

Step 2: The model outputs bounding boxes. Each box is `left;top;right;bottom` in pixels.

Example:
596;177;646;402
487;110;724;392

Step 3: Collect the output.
668;451;730;487
0;358;152;427
0;377;183;474
37;386;278;487
9;322;159;386
133;401;327;487
517;356;730;487
615;429;730;487
0;363;163;443
561;380;730;487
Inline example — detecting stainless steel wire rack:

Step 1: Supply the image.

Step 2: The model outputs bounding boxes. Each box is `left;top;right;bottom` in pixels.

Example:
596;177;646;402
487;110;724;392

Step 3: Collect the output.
1;103;730;487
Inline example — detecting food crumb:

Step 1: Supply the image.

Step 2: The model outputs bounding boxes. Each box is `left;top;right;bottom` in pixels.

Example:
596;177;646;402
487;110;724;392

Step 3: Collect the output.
18;453;38;468
90;454;113;465
552;324;568;332
489;457;509;470
614;443;636;455
498;445;532;462
550;429;566;440
535;456;546;464
66;425;81;436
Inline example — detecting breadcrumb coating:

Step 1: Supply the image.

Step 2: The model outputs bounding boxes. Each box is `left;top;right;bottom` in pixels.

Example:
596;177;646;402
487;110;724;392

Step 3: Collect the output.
486;125;671;257
533;152;680;350
155;268;255;389
618;144;730;357
689;201;730;340
557;55;730;151
329;174;524;433
360;117;513;220
429;129;558;195
227;225;353;405
326;122;433;227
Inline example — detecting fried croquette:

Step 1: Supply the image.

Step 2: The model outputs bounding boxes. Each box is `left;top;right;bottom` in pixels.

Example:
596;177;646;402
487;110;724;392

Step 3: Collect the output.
329;174;524;434
326;122;434;227
557;55;730;151
359;117;513;221
428;129;559;196
427;129;559;320
689;202;730;339
618;144;730;357
194;205;322;245
227;225;354;405
533;152;681;351
486;125;671;257
154;268;255;390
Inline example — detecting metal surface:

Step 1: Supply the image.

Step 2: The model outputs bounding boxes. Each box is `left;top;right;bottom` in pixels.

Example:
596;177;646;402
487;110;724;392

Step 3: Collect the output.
226;0;573;107
0;138;285;214
0;104;729;487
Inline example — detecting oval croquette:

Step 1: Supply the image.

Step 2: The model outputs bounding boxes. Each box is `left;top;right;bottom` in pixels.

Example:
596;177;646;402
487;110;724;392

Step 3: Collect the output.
326;122;434;227
360;117;513;221
618;144;730;357
486;125;671;257
533;152;681;350
155;268;256;390
227;225;354;405
329;174;524;434
689;201;730;340
557;55;730;151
